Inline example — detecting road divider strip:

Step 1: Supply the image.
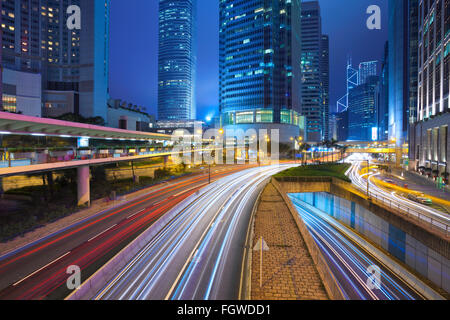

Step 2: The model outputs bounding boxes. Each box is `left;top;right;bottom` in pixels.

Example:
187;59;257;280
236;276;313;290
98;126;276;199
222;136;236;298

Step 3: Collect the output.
272;178;346;300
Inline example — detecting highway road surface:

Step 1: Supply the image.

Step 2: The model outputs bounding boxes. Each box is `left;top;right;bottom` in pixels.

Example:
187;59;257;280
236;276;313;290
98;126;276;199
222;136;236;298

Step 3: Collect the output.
91;164;294;300
0;165;253;300
347;161;450;233
290;197;426;300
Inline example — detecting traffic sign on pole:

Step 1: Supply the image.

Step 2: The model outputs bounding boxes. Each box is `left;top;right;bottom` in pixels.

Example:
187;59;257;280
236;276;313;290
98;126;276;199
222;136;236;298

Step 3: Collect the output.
253;236;269;288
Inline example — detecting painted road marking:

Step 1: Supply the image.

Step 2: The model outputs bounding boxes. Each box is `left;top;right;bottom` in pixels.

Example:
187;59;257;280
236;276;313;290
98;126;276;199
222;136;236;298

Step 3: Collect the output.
87;224;118;242
13;251;71;286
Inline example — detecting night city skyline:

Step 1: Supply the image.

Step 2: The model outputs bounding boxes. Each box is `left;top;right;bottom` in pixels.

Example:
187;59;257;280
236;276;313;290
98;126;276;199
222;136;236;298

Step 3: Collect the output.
0;0;448;307
110;0;388;120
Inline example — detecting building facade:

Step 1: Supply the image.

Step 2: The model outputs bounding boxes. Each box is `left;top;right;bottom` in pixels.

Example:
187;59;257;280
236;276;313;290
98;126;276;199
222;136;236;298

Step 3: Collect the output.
300;1;324;142
0;9;2;111
107;99;155;132
2;68;42;117
1;0;110;120
218;0;302;142
348;76;380;141
409;0;450;180
388;0;419;150
378;42;390;141
158;0;197;121
321;34;330;141
336;110;349;142
358;61;378;85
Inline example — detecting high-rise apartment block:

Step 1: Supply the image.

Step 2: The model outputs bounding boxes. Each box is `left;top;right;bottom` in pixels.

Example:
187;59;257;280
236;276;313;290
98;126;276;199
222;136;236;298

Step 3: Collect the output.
1;0;111;120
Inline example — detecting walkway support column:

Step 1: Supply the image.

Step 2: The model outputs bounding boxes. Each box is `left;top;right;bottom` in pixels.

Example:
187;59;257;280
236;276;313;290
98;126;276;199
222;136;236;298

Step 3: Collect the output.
77;166;90;207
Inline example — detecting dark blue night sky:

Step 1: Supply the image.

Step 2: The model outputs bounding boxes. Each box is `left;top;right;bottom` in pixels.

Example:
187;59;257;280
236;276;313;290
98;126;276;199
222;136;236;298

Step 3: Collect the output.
109;0;388;120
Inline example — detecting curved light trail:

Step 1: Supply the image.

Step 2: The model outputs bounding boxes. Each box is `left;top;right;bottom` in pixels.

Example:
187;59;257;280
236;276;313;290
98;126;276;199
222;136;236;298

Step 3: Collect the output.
93;164;295;300
346;161;450;232
290;198;424;300
0;165;252;300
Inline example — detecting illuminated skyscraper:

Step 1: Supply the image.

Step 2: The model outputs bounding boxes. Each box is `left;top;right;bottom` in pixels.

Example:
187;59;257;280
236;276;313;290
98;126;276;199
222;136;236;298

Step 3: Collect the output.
158;0;197;121
388;0;418;149
359;61;378;85
348;76;379;141
378;42;389;141
0;9;2;111
301;1;324;142
218;0;303;142
321;35;330;141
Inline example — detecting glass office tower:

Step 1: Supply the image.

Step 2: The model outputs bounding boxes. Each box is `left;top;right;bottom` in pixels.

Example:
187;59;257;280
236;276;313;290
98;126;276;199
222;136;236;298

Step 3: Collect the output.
348;76;379;141
219;0;303;142
158;0;197;121
301;1;324;142
321;35;330;141
359;61;378;85
388;0;419;147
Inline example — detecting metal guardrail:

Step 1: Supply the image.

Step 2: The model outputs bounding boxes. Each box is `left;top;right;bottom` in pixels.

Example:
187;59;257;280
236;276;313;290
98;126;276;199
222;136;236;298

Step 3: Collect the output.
367;191;450;238
0;147;174;168
275;176;334;183
275;175;450;238
0;147;223;170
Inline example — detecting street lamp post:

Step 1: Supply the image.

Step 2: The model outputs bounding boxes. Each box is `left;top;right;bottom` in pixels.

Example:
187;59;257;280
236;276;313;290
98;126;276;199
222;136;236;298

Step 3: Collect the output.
290;137;295;163
366;159;371;200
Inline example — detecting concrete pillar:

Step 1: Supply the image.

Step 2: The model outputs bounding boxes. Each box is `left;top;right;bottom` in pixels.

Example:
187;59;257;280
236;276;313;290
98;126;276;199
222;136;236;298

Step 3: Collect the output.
77;166;90;207
163;155;169;168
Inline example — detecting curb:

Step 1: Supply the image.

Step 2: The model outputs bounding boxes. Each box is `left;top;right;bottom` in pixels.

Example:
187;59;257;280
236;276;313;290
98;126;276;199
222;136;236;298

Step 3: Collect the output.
271;178;346;300
238;188;262;300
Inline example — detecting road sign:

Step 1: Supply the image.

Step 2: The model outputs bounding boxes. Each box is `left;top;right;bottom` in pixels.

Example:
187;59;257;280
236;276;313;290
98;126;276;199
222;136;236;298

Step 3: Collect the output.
253;238;269;251
253;236;269;288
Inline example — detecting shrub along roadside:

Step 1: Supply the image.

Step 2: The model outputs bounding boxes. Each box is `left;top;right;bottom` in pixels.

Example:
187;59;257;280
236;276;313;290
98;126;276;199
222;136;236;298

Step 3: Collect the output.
274;163;351;183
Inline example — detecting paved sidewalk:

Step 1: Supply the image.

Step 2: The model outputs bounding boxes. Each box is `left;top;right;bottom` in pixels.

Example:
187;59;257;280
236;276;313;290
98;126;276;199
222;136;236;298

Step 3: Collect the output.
251;183;328;300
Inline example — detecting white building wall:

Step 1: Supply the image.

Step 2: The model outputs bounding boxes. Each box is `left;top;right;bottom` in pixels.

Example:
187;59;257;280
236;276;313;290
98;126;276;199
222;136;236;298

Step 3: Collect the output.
2;68;42;117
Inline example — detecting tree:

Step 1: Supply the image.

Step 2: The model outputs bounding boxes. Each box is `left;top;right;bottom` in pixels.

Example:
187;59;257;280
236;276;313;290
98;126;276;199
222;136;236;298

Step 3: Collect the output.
329;139;339;162
338;145;349;163
299;143;311;166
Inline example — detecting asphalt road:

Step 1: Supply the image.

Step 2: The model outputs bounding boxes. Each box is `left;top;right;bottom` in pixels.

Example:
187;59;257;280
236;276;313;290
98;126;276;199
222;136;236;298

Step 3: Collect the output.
347;161;450;232
92;164;295;300
0;164;253;300
290;197;425;300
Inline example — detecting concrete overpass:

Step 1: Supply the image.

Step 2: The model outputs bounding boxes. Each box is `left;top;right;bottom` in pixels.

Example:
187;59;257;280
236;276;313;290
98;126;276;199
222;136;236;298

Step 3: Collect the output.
0;111;171;141
0;112;184;206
